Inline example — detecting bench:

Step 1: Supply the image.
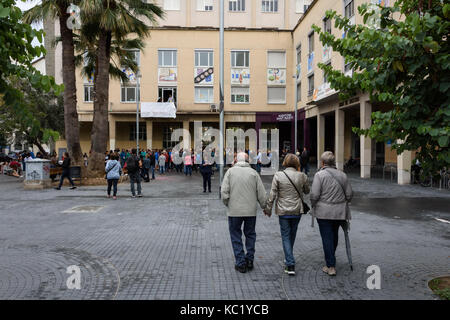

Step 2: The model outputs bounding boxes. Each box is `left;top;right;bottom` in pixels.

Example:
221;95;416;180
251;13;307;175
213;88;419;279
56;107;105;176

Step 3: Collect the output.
50;167;62;181
70;166;82;185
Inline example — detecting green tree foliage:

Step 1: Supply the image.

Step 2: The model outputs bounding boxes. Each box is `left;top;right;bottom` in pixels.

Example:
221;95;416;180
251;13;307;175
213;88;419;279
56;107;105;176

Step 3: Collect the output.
0;0;62;153
0;77;64;157
312;0;450;176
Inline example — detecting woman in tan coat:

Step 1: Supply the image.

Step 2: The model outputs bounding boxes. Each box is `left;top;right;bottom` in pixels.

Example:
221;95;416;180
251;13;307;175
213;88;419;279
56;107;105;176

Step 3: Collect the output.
264;154;310;276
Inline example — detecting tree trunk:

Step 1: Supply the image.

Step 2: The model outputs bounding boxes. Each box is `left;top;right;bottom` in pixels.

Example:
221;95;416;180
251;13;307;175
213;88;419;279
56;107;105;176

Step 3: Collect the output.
87;30;112;177
59;11;83;166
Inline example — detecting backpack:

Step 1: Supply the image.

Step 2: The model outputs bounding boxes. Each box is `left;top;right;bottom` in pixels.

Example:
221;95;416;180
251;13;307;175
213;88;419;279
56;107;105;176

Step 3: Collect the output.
126;156;137;173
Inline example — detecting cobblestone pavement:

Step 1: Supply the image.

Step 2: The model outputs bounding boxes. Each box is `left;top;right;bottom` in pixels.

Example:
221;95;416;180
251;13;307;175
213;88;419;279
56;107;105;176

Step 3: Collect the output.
0;169;448;300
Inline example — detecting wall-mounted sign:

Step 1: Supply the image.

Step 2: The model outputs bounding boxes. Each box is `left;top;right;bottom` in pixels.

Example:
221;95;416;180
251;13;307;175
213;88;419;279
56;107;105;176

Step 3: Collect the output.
231;68;250;85
158;67;178;84
84;72;94;84
267;68;286;85
276;113;294;122
313;82;336;102
121;67;136;82
194;67;214;85
307;52;314;74
322;45;331;63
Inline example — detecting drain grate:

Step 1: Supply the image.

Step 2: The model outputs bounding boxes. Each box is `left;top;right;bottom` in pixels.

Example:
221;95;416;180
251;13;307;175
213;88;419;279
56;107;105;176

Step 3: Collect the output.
63;205;105;213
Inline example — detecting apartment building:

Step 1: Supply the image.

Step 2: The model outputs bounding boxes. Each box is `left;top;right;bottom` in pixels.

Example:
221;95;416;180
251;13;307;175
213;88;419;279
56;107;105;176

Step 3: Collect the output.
44;0;412;183
292;0;412;184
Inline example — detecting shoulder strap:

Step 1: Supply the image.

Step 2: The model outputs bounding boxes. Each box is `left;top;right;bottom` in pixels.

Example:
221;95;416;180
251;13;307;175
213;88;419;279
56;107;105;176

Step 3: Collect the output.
106;161;119;174
324;169;348;202
282;170;303;200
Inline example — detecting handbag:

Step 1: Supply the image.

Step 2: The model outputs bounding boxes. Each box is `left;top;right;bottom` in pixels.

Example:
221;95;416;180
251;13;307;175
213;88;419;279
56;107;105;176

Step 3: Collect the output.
282;170;310;214
105;161;119;179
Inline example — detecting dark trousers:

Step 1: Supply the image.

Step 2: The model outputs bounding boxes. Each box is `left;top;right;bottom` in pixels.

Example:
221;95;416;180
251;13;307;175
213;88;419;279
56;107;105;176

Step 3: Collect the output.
142;168;150;181
228;216;257;267
58;169;74;188
129;172;142;196
279;216;301;267
107;179;118;196
317;219;346;268
202;173;211;191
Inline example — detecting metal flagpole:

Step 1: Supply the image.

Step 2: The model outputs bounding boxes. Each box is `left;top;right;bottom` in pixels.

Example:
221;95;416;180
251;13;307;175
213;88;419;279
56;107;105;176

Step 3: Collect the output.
219;0;224;196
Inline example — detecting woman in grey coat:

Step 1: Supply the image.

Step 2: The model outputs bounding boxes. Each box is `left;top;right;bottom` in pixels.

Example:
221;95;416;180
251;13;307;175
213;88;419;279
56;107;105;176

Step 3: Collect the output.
105;153;122;200
310;151;353;276
264;154;310;276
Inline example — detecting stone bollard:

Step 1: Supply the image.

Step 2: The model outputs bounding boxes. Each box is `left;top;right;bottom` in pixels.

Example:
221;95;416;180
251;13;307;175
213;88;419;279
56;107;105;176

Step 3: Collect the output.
24;159;52;190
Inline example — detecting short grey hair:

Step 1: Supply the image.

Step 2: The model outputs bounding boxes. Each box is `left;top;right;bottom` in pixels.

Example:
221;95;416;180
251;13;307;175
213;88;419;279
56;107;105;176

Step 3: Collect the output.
321;151;336;167
236;152;248;162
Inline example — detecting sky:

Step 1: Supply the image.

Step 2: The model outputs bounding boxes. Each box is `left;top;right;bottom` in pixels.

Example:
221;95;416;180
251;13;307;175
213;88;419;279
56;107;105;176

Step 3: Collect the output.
15;1;43;55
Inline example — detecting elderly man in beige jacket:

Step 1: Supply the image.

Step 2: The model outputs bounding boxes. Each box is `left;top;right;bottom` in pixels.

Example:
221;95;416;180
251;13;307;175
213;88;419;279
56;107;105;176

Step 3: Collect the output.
221;152;267;273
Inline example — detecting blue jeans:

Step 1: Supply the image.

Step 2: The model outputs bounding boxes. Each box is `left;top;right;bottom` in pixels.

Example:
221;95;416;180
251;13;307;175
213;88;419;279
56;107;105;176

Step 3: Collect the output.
228;216;256;267
317;219;346;268
279;216;301;267
159;165;165;174
150;165;155;179
301;163;309;175
185;165;192;176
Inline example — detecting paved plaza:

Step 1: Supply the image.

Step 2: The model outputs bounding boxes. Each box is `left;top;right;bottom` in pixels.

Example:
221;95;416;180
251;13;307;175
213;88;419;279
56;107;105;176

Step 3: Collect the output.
0;170;449;300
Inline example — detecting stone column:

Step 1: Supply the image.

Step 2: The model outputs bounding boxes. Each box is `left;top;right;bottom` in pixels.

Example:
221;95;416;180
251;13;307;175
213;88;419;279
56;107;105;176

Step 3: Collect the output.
335;109;345;171
397;148;412;185
317;114;325;168
183;120;190;150
146;120;153;150
109;116;116;151
360;100;372;178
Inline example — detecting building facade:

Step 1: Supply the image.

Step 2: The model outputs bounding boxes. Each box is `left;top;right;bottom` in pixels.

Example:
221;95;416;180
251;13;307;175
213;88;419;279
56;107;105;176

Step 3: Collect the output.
45;0;412;183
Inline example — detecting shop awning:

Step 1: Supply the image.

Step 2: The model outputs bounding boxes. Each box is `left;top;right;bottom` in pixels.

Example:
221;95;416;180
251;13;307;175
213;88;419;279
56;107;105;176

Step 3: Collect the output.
140;102;177;118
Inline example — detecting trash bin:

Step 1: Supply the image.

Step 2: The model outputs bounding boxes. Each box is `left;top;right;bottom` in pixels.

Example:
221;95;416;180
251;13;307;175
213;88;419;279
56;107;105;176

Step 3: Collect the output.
24;159;52;190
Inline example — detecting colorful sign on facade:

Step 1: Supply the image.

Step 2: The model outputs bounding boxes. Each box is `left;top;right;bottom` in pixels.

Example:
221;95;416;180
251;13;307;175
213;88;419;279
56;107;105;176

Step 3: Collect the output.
307;52;314;74
313;82;336;102
322;44;331;63
158;67;178;84
231;68;250;85
194;67;214;85
267;68;286;85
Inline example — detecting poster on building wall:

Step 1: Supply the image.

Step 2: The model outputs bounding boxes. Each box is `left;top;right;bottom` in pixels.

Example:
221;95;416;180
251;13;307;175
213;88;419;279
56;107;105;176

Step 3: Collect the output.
307;52;314;74
313;82;336;102
231;68;250;85
322;45;331;63
267;68;286;85
84;73;94;84
158;67;178;84
194;68;214;85
122;67;136;82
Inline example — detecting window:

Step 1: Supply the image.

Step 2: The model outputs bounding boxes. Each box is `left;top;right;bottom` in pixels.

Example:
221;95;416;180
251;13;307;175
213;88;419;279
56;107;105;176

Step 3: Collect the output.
129;123;146;141
296;45;301;65
267;51;285;68
158;87;177;103
195;50;213;67
195;87;214;103
197;0;213;11
308;74;314;96
231;50;249;67
84;85;94;102
231;87;249;103
262;0;278;13
163;125;182;149
229;0;245;12
344;0;354;18
296;82;301;102
164;0;180;10
308;32;314;54
324;17;331;34
267;51;286;104
121;85;139;102
158;50;177;67
344;58;352;74
267;87;285;104
295;0;310;13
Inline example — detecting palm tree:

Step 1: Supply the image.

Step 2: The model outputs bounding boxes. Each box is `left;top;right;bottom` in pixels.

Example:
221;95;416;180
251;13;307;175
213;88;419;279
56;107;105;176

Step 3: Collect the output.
79;0;164;175
23;0;83;165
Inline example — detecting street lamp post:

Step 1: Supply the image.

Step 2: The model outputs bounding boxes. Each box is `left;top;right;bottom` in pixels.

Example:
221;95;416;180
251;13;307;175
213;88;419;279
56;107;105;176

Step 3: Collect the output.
136;71;141;152
293;75;298;153
219;0;224;194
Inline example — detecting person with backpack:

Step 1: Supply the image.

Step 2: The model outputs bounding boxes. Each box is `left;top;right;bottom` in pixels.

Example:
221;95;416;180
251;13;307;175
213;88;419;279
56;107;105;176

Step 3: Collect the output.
142;154;151;182
310;151;353;276
105;153;122;199
264;153;310;276
126;148;142;198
